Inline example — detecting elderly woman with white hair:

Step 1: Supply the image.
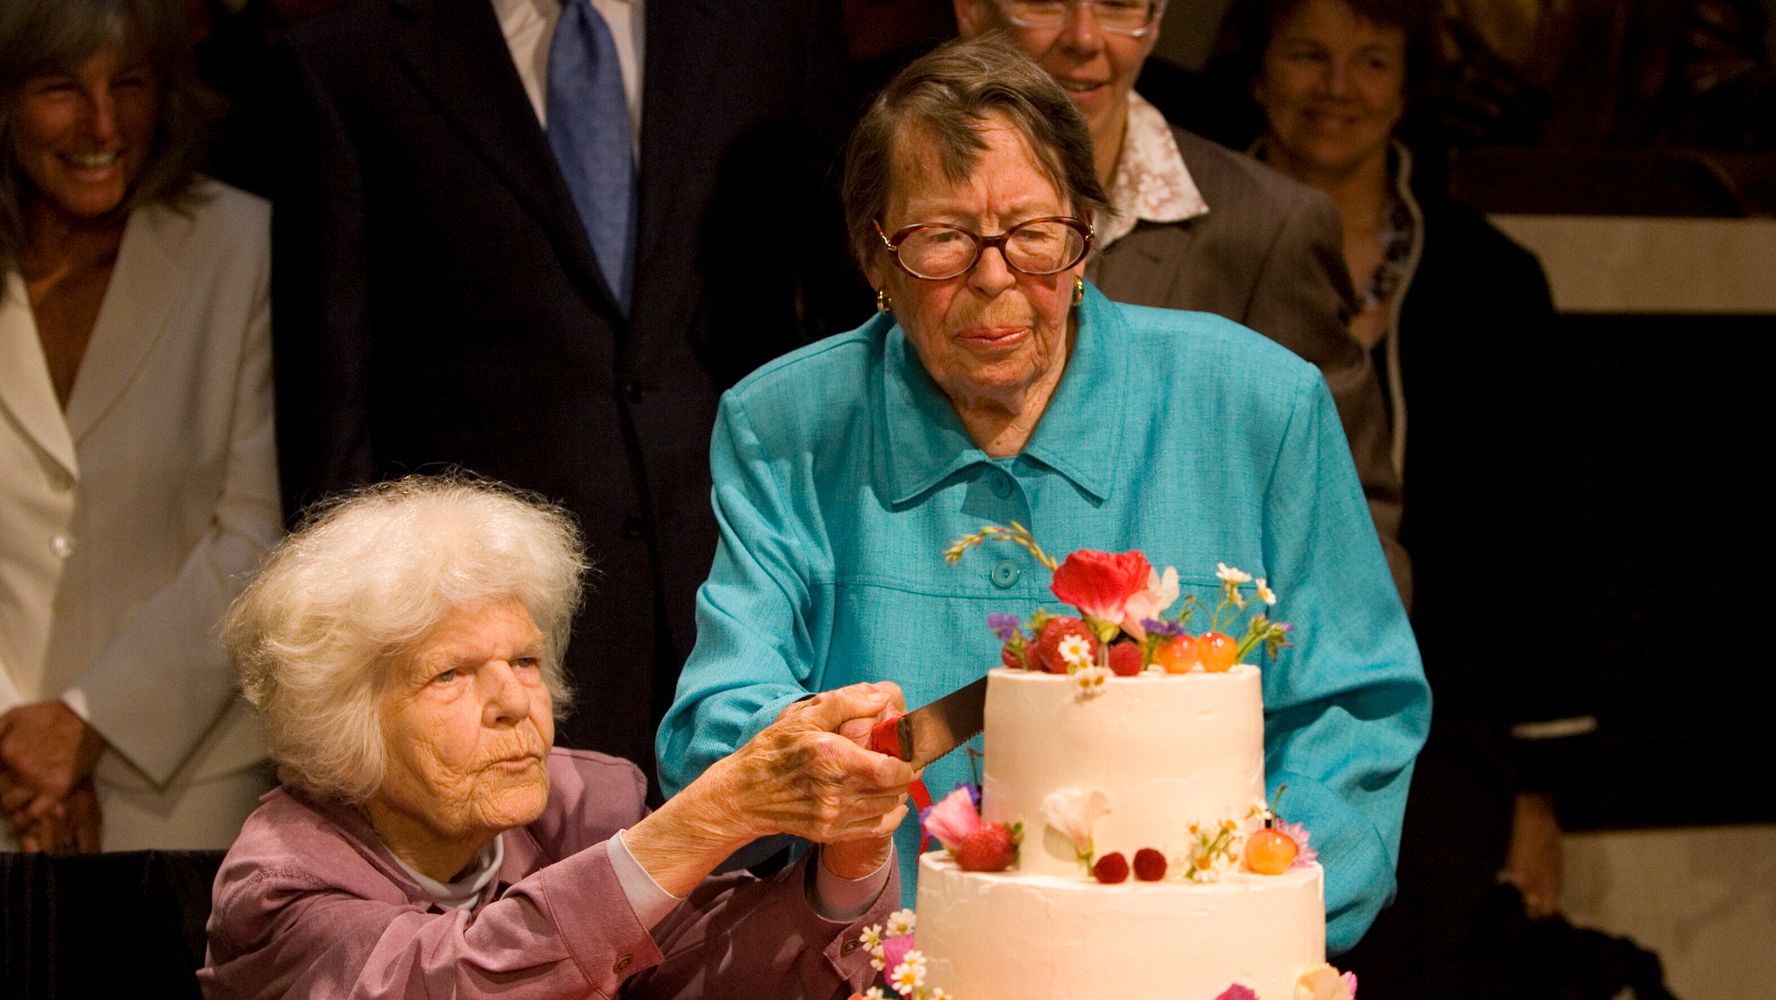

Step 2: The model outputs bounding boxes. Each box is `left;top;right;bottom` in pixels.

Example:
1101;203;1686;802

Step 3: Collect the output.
199;476;910;999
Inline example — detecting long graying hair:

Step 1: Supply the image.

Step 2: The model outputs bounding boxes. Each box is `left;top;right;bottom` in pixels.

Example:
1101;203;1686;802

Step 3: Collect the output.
0;0;209;279
223;475;587;804
842;35;1113;270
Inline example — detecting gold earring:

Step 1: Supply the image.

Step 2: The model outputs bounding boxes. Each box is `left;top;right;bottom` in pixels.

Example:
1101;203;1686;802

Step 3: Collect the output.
1072;276;1085;306
876;288;893;313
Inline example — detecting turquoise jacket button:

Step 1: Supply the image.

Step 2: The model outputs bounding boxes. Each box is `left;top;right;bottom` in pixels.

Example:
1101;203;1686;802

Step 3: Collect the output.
990;560;1020;588
989;471;1013;498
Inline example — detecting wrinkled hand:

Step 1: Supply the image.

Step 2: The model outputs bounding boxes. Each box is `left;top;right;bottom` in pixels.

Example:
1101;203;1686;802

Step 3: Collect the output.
626;683;912;896
0;701;108;835
723;683;913;847
1500;791;1563;920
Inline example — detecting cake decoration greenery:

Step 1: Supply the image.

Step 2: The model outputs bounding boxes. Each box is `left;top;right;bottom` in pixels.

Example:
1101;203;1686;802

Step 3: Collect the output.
947;522;1291;675
1184;818;1244;882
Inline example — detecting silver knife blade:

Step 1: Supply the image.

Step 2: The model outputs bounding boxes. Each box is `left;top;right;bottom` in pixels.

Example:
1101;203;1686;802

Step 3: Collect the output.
891;675;988;770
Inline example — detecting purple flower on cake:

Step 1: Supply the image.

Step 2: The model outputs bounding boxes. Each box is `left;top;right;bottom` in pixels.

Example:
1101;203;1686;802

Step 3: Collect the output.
1215;987;1258;1000
1141;617;1187;639
920;788;981;852
987;612;1022;641
1040;787;1111;867
1277;819;1318;868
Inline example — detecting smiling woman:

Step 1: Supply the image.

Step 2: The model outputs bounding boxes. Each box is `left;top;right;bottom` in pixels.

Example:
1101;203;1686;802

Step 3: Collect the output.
0;0;280;856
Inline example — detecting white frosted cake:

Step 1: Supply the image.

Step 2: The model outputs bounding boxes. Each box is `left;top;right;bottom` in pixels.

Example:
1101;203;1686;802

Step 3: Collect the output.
913;666;1331;1000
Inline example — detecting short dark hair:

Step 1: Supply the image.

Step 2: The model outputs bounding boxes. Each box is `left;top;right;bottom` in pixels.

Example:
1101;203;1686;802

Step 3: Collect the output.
0;0;211;277
1213;0;1436;105
842;35;1112;271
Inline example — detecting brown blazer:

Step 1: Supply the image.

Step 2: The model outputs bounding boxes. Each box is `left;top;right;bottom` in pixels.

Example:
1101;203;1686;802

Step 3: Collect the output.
1087;125;1410;602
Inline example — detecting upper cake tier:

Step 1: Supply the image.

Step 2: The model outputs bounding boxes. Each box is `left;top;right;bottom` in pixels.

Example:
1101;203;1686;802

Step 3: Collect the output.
981;665;1267;877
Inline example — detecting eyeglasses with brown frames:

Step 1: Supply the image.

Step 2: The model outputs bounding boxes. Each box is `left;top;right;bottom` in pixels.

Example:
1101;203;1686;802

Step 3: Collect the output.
874;216;1094;280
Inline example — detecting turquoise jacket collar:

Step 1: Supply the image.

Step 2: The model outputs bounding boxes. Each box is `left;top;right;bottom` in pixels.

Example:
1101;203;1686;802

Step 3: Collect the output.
878;283;1128;506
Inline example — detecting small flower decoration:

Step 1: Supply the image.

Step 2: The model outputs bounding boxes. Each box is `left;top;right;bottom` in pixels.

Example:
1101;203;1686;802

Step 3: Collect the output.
1216;562;1253;586
987;612;1022;642
1256;578;1277;605
1041;787;1111;869
885;908;917;939
889;949;927;996
1072;664;1110;694
866;990;887;1000
1058;633;1095;669
859;924;884;952
1216;987;1259;1000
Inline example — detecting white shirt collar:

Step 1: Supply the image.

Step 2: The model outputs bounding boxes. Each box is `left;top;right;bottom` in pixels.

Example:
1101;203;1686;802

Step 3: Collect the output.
1097;91;1209;251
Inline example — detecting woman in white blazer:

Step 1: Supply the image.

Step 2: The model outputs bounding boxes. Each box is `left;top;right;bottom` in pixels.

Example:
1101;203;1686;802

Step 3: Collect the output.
0;0;280;851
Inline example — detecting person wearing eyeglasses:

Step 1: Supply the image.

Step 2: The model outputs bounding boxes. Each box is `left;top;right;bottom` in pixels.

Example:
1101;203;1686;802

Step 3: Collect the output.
657;37;1427;956
953;0;1412;606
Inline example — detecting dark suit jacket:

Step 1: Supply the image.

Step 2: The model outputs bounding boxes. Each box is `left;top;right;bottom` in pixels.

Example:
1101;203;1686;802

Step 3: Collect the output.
1088;126;1409;599
270;0;853;784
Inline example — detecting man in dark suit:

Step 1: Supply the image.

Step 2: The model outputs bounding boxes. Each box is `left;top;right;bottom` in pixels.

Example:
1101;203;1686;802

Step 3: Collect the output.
270;0;854;792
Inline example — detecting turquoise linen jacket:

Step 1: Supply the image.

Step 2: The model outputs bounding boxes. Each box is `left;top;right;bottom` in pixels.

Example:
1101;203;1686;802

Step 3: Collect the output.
658;286;1429;952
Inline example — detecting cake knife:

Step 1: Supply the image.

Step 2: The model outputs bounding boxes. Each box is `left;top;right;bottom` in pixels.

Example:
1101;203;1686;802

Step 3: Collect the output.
866;675;987;770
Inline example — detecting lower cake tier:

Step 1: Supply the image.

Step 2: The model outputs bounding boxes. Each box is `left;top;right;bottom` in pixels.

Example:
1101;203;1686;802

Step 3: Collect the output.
915;852;1326;1000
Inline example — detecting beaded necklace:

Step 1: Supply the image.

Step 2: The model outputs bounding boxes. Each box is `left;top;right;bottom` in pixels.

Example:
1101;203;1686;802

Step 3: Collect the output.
1358;196;1415;312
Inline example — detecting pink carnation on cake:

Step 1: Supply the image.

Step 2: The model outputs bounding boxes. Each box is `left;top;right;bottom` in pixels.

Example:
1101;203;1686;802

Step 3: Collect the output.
880;933;916;978
1277;819;1319;868
921;786;981;851
1049;549;1151;630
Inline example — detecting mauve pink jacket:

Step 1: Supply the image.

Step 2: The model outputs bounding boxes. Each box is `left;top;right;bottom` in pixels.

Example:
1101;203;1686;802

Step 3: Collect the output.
199;748;894;998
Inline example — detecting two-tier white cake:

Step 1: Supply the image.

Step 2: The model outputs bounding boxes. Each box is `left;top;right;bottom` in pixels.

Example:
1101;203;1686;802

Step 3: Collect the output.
914;666;1329;999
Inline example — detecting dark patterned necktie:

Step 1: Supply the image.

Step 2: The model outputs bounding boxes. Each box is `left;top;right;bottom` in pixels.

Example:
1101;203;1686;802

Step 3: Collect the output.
546;0;635;313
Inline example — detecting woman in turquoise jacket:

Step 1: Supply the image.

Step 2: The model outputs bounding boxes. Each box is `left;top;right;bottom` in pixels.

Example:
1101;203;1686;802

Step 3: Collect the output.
657;36;1427;954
